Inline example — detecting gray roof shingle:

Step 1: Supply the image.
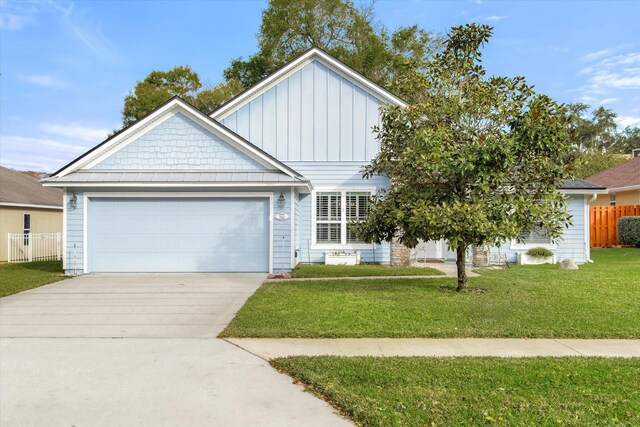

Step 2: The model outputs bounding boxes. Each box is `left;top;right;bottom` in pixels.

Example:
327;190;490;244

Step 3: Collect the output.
0;167;63;207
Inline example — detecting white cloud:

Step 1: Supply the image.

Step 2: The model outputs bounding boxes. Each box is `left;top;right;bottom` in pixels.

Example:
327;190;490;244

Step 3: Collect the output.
0;135;87;153
0;13;26;30
485;15;508;21
21;74;71;88
599;98;619;105
576;95;597;103
545;45;569;53
54;2;123;64
572;46;640;108
615;115;640;128
41;123;110;143
579;48;618;63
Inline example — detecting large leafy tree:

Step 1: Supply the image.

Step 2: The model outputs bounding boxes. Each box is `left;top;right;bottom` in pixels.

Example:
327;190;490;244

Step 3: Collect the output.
358;24;575;290
224;0;439;90
122;66;243;127
566;103;640;177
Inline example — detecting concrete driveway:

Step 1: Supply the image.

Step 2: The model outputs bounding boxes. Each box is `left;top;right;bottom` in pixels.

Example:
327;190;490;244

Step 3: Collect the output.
0;274;350;427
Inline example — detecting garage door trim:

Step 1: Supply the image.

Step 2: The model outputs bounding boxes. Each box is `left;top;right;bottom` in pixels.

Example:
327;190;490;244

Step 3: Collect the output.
83;192;273;273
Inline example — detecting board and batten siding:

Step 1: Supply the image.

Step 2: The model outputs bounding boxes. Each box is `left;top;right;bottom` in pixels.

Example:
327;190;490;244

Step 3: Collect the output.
62;188;294;274
220;61;383;162
492;195;589;263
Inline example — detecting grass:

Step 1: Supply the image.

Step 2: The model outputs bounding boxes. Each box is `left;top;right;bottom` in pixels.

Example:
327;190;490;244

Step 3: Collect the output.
290;263;443;278
220;248;640;338
0;260;66;297
272;356;640;427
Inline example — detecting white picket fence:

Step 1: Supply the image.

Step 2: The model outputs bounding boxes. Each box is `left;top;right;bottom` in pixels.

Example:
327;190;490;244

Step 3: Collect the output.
7;233;62;263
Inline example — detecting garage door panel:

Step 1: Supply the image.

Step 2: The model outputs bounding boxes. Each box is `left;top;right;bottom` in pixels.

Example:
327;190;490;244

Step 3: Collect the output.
88;197;269;272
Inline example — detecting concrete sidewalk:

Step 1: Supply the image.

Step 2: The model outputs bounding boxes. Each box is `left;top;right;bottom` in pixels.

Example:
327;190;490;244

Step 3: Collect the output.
226;338;640;359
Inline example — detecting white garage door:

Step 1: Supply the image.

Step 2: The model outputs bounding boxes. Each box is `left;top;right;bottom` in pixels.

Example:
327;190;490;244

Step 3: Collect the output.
87;197;270;272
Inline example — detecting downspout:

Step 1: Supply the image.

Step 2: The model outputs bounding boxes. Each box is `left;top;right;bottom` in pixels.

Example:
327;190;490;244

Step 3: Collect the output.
585;193;599;263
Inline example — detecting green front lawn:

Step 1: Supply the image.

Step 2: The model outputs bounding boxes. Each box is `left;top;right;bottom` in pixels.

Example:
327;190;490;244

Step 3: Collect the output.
273;356;640;426
0;260;66;297
291;263;443;278
221;248;640;338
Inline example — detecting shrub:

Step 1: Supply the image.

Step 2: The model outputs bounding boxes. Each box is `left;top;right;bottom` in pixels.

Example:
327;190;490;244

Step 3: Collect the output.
526;247;554;257
618;217;640;247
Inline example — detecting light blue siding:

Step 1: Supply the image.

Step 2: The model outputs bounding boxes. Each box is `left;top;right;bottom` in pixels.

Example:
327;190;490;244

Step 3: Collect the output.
284;161;389;188
93;113;266;170
492;195;589;264
65;189;84;274
220;61;383;162
87;197;269;272
272;188;292;273
290;161;390;264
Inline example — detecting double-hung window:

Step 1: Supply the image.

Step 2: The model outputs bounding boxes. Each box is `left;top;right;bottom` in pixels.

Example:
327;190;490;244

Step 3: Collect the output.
316;192;342;244
315;190;372;246
516;226;553;246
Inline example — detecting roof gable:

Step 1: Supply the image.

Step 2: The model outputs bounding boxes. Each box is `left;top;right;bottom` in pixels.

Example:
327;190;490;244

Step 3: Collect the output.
90;112;266;171
216;55;393;162
49;97;301;179
212;47;407;121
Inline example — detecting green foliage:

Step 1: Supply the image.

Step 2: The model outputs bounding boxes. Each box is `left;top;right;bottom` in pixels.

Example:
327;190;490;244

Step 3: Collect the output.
358;24;575;289
525;247;554;257
566;102;640;164
122;66;243;126
574;150;628;179
223;0;440;89
618;217;640;247
272;356;640;426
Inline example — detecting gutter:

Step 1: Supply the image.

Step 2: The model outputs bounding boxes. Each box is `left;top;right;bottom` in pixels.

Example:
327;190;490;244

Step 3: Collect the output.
585;193;599;263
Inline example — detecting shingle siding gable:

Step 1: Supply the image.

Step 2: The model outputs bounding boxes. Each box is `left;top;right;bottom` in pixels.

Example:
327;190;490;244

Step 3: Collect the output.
92;113;266;171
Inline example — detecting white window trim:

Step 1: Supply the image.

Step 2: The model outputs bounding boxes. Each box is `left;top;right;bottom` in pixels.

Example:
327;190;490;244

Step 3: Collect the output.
311;187;376;250
509;228;557;250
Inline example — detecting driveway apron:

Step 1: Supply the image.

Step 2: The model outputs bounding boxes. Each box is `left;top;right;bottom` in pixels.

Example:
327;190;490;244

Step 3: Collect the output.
0;273;350;427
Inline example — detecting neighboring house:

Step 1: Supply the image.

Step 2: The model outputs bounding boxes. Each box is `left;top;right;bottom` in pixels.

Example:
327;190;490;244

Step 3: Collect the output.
587;156;640;206
42;48;605;274
0;166;63;262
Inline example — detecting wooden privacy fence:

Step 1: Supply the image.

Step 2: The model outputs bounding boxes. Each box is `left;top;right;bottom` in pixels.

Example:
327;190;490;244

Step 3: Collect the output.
590;205;640;247
7;233;62;263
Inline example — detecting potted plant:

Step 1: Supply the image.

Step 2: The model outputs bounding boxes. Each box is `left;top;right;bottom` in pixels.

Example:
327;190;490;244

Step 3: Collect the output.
324;251;361;265
517;247;556;265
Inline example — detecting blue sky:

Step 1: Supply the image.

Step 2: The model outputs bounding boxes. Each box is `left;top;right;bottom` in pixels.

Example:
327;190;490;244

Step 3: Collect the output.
1;0;639;172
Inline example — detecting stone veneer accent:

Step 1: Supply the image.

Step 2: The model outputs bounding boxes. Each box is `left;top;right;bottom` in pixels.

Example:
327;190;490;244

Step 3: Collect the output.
472;245;490;267
391;236;411;266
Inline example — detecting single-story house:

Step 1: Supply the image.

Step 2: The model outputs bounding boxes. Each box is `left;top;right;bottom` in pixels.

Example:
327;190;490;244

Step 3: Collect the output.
587;155;640;206
42;47;606;274
1;166;63;262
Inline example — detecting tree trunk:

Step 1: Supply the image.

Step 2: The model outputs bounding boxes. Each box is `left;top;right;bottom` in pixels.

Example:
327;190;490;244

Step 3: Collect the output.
456;246;468;291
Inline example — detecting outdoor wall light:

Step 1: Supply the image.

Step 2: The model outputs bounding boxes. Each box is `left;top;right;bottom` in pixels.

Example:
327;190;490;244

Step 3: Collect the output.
277;192;286;208
69;192;77;210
